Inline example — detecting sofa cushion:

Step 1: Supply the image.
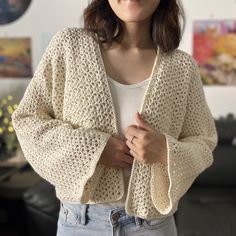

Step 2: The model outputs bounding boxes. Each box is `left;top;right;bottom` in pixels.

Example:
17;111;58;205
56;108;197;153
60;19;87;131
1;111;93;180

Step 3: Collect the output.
176;186;236;236
194;145;236;187
23;179;60;217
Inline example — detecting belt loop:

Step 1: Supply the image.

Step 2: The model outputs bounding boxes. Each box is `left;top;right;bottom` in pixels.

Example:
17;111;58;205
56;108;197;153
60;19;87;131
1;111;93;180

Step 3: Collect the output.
80;204;88;225
109;209;115;227
135;216;143;226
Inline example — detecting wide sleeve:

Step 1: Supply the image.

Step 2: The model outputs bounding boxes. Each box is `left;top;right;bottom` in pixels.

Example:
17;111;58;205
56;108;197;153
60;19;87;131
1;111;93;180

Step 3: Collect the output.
150;59;218;215
11;29;111;201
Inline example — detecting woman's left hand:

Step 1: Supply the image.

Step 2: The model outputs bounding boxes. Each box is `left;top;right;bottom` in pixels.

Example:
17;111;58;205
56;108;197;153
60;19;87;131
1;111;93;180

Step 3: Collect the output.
125;112;167;165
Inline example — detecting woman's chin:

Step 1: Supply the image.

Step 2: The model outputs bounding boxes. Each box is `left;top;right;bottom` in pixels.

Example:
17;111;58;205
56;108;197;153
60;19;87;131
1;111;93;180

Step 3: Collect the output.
119;14;149;23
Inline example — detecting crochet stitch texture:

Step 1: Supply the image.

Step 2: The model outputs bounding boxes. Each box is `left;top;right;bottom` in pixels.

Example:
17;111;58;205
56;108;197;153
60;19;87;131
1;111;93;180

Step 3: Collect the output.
12;27;218;220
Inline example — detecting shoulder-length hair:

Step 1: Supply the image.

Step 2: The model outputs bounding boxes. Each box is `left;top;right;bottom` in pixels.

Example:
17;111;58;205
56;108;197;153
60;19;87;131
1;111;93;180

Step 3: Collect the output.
83;0;185;53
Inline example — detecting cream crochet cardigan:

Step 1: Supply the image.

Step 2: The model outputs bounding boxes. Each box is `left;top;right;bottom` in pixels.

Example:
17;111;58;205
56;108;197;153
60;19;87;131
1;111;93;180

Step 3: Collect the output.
12;27;218;220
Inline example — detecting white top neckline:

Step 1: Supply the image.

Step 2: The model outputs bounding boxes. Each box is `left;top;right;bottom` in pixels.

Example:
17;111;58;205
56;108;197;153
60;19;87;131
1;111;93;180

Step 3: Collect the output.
107;75;150;88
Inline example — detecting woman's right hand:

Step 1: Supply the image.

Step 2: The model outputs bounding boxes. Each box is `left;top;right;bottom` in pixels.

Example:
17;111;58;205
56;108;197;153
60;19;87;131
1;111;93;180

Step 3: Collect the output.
99;135;134;169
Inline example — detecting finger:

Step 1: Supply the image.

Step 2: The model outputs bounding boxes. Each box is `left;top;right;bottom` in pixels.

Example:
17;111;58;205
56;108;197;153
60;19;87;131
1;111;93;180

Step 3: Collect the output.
135;111;153;132
125;125;146;139
127;124;145;131
125;138;138;151
121;154;134;164
120;163;133;169
123;142;133;154
122;165;132;169
116;162;132;169
125;134;138;146
129;148;140;160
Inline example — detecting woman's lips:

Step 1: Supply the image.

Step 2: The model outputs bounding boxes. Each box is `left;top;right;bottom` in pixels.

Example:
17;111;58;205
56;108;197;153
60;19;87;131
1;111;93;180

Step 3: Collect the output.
121;0;141;2
121;0;142;4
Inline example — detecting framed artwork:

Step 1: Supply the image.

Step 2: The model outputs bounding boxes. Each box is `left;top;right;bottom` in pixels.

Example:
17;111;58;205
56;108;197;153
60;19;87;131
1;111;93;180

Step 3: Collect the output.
0;0;32;25
193;20;236;85
0;37;32;78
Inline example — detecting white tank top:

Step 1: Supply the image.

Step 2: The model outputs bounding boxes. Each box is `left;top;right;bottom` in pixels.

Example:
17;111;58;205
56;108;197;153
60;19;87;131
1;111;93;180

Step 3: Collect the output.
96;75;150;208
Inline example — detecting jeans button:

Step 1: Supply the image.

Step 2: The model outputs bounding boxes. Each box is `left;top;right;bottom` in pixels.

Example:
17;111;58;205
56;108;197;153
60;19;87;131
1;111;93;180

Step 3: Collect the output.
112;212;120;222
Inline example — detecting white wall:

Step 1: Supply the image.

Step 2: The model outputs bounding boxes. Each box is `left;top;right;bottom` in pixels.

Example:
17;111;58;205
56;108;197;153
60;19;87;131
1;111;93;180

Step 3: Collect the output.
0;0;235;119
0;0;88;101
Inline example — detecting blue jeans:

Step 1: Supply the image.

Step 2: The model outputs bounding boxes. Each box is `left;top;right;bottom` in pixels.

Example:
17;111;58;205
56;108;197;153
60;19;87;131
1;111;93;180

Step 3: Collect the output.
56;202;177;236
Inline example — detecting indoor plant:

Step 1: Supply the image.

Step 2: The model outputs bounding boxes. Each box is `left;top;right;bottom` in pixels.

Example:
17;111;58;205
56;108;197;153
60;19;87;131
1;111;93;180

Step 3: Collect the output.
0;95;19;161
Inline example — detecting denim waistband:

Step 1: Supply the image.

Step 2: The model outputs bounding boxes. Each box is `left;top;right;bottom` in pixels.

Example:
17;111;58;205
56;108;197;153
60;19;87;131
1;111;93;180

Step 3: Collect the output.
61;203;143;227
89;204;143;227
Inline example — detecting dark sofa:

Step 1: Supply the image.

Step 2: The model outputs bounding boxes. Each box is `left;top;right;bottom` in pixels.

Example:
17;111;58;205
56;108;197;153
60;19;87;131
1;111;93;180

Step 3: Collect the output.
23;120;236;236
176;119;236;236
23;179;60;236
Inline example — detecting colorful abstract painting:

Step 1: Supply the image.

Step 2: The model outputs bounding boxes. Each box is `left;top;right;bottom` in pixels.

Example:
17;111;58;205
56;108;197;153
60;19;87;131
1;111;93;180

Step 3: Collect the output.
193;20;236;85
0;38;32;78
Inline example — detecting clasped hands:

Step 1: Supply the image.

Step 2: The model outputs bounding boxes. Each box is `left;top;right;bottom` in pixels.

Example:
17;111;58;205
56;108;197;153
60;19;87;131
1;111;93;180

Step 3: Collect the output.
99;111;167;169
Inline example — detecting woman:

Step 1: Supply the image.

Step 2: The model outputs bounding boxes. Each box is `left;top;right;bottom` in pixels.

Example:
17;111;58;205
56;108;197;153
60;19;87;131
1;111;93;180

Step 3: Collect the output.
11;0;218;235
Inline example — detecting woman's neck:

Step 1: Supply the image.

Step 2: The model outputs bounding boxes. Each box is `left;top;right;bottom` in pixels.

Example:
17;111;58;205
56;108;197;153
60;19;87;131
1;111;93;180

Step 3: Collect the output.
119;18;155;50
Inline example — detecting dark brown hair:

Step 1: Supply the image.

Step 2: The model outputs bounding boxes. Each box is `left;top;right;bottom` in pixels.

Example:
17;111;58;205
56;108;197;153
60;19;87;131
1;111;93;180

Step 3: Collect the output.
84;0;185;53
